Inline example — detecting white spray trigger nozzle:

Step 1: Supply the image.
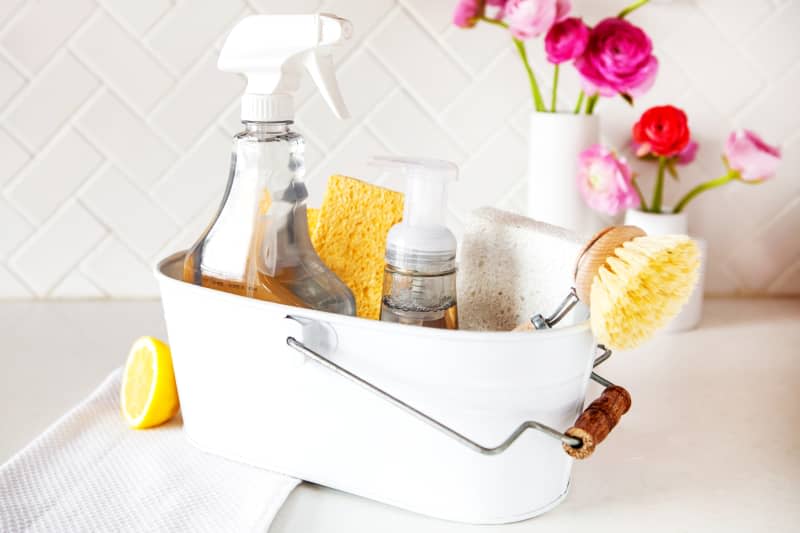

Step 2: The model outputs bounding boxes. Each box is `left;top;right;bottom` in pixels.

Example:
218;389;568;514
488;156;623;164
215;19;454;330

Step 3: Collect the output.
304;50;349;120
219;14;352;122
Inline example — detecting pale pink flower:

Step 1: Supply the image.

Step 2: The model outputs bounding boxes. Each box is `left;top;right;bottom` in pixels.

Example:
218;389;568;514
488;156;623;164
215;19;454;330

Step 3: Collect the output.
578;144;640;215
485;0;508;19
505;0;571;40
724;129;781;181
486;0;508;20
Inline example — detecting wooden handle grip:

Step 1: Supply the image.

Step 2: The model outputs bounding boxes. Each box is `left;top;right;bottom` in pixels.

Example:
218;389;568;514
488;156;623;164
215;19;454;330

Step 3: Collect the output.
563;385;631;460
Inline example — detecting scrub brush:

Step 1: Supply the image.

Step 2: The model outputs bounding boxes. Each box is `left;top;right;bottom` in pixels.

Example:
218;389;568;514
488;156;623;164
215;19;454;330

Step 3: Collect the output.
516;225;700;350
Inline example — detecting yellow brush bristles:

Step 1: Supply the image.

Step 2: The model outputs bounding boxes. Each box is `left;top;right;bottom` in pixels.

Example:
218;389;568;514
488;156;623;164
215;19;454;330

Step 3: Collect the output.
590;235;700;350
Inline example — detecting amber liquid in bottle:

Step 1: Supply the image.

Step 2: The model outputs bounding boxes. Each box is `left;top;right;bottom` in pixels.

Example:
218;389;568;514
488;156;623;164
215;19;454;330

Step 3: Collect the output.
183;260;308;308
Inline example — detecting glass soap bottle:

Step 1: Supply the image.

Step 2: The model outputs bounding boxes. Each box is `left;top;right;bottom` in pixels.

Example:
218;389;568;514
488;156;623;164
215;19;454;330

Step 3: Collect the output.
377;156;459;329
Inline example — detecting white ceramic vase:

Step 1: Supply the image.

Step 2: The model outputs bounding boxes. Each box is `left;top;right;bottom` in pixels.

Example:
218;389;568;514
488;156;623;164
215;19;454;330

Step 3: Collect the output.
526;112;600;235
624;208;707;332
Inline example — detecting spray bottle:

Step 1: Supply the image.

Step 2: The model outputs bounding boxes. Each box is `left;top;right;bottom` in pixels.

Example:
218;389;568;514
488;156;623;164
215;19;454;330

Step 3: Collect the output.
376;156;459;329
183;14;355;316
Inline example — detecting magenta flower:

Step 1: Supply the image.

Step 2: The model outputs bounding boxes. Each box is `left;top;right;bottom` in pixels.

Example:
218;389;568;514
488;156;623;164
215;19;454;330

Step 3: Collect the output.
578;144;640;215
544;17;589;64
725;130;781;182
574;18;658;97
453;0;482;28
505;0;571;40
676;141;698;165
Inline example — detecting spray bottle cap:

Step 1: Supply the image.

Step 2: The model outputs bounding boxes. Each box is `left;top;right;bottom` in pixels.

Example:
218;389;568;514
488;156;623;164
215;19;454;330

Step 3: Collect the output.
372;156;458;274
219;14;352;122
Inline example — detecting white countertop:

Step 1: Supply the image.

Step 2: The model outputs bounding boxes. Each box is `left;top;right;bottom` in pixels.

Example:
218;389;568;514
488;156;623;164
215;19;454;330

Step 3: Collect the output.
1;298;799;532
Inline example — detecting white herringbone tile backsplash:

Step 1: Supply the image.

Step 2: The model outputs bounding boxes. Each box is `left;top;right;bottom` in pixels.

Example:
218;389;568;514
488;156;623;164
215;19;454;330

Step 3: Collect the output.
0;0;798;299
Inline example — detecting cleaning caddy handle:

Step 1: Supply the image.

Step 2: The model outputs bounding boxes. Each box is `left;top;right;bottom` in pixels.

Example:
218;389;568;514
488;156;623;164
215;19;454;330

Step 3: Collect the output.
285;321;631;460
563;384;630;459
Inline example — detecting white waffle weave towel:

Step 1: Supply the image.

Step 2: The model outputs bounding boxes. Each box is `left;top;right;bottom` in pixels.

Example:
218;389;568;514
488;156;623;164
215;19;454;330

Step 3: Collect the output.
0;370;299;532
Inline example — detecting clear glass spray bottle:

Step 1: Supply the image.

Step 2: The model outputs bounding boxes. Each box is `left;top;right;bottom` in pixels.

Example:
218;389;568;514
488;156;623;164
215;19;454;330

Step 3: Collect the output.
183;14;355;315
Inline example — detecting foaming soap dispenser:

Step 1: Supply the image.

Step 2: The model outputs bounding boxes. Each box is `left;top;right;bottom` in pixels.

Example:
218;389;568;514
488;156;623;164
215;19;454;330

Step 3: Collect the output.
183;14;355;316
376;156;459;329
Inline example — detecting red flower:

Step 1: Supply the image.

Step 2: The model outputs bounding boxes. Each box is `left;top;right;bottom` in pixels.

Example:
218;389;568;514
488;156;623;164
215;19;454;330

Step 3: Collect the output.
632;105;690;158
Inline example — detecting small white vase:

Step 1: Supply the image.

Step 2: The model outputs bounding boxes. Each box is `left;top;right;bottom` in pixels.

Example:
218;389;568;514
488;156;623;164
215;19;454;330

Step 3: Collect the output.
526;112;600;235
624;208;688;235
623;208;706;332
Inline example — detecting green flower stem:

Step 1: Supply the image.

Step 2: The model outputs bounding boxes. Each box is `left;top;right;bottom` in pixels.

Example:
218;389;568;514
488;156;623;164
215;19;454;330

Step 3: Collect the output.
585;94;599;114
618;0;650;19
574;90;585;114
480;16;546;112
479;16;508;28
631;176;648;211
651;156;667;213
513;37;546;112
672;172;737;213
551;64;560;112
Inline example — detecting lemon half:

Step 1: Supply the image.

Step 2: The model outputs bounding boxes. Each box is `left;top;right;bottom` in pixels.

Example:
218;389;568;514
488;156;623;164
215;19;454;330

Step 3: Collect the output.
121;336;180;429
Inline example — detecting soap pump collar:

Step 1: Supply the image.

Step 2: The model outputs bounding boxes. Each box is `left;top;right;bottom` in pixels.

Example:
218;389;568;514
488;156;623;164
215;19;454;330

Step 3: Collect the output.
218;13;352;122
372;156;458;275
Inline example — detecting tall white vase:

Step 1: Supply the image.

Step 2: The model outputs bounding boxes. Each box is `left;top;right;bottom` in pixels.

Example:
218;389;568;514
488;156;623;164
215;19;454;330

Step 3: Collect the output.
624;208;706;332
526;112;599;235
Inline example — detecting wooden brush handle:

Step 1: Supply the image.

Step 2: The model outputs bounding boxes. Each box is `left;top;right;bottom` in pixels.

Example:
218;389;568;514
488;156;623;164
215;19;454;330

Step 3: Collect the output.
562;385;631;460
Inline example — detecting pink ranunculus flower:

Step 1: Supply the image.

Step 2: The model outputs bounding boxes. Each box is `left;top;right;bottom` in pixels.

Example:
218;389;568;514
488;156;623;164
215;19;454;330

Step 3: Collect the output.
554;0;570;20
453;0;482;28
544;17;589;64
485;0;508;18
676;140;698;165
574;17;658;97
505;0;571;40
578;144;640;215
725;129;781;181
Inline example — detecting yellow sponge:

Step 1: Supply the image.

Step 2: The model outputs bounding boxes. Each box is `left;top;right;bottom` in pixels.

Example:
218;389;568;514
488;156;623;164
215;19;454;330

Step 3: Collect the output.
307;207;319;235
311;175;404;319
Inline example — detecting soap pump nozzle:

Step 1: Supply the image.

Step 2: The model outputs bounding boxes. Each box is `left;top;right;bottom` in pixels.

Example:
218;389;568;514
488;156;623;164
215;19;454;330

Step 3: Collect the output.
373;156;459;274
218;13;352;122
